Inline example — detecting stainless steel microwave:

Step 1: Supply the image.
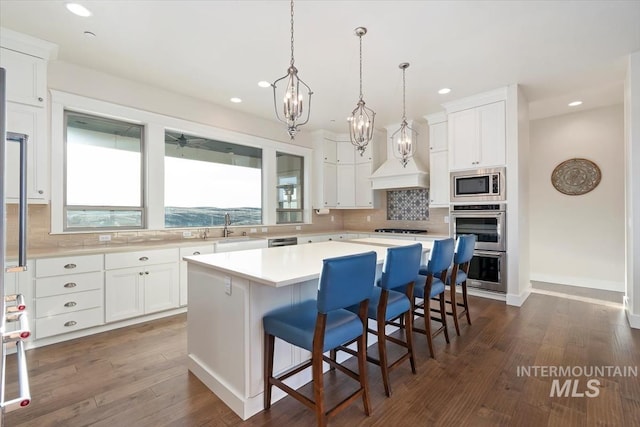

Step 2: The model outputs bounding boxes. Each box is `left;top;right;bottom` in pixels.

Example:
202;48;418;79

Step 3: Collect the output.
450;167;506;202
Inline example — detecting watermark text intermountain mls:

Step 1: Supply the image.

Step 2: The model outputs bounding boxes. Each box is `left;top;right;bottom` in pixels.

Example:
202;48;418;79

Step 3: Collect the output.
516;365;638;398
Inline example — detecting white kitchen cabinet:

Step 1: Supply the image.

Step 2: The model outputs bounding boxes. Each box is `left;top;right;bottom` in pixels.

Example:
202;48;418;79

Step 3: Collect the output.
336;164;356;207
448;100;506;171
355;162;374;207
336;141;356;164
179;244;215;306
312;135;337;209
425;115;450;208
34;255;104;339
4;94;48;203
105;248;179;322
0;47;47;107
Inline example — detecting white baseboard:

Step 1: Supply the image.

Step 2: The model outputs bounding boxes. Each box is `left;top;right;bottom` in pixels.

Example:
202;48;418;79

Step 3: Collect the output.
506;285;531;307
624;296;640;329
530;273;624;293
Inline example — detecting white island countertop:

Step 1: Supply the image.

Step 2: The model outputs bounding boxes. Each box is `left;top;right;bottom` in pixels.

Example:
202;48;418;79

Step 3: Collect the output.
184;240;431;288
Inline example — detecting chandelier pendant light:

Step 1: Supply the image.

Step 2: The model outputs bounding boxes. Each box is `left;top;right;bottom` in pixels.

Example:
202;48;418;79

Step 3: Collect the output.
348;27;375;156
391;62;417;168
271;0;313;140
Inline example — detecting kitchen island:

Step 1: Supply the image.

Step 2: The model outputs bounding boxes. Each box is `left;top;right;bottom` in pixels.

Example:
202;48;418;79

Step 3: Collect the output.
184;239;432;420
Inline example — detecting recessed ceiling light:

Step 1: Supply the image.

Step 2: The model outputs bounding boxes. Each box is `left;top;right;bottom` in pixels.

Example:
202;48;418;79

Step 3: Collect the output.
438;88;451;95
257;81;271;88
230;97;242;103
66;3;92;17
568;101;583;107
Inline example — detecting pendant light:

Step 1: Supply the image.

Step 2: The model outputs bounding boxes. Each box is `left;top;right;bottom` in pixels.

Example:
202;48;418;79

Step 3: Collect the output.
271;0;313;140
391;62;417;168
348;27;375;156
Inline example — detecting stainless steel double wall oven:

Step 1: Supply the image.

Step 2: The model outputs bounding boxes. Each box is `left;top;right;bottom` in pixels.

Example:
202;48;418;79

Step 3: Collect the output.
450;203;507;293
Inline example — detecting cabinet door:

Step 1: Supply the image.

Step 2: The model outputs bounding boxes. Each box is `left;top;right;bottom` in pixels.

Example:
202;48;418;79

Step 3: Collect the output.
429;121;448;152
478;101;506;167
144;263;179;314
448;108;478;170
105;268;144;322
336;164;355;207
355;162;373;207
5;102;47;202
429;150;450;207
0;48;47;106
336;142;355;164
323;162;337;207
321;138;337;163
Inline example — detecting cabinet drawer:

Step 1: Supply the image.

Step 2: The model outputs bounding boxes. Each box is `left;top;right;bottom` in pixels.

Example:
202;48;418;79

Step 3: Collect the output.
179;244;215;258
36;289;103;319
36;254;103;277
36;271;103;298
35;307;104;339
105;248;179;270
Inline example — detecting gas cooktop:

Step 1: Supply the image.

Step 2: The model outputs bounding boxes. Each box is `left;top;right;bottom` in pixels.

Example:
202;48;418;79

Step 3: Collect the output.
374;228;427;234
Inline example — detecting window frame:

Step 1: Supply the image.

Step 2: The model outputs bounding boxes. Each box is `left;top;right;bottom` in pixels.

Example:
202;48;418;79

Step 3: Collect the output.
50;90;312;234
63;110;146;231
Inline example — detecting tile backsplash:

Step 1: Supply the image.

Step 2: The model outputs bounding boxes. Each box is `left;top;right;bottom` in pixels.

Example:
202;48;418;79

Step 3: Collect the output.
387;189;429;221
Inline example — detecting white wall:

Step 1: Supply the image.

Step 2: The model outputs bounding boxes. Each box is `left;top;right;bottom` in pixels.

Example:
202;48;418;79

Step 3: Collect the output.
530;104;625;292
47;61;313;148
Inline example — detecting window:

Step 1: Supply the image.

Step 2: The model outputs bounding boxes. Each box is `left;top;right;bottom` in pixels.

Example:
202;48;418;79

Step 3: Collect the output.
64;111;144;230
276;152;304;224
164;131;262;227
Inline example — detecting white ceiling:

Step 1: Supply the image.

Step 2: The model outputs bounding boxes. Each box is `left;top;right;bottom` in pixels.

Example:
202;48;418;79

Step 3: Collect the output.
1;1;639;134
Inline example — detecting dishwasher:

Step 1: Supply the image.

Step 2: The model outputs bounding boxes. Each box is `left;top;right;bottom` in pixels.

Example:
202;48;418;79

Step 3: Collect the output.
267;237;298;247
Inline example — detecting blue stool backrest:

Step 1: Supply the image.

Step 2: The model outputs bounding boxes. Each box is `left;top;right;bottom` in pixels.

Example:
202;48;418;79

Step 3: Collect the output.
423;238;455;276
379;243;423;291
317;251;377;313
454;234;476;265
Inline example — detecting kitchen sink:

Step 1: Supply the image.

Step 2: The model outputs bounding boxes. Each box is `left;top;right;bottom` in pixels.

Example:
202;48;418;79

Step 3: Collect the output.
214;236;268;253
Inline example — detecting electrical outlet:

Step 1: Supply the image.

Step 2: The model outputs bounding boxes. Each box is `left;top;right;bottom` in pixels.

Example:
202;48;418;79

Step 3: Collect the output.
295;225;301;230
444;215;449;224
261;227;268;233
99;235;111;242
250;228;257;233
366;215;371;222
331;215;334;222
224;276;232;295
182;231;192;238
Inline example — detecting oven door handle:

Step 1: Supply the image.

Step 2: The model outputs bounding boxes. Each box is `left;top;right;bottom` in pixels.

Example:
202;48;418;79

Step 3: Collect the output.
473;250;504;257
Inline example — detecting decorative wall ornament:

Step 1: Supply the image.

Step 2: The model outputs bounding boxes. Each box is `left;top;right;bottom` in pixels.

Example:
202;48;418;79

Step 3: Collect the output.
551;158;601;195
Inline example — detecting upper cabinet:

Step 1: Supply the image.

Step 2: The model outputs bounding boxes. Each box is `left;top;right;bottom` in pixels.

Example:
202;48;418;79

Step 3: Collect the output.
1;28;58;204
425;112;449;208
444;88;507;171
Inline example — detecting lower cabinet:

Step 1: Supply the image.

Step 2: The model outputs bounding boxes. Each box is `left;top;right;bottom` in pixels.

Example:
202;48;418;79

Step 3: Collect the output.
104;248;179;323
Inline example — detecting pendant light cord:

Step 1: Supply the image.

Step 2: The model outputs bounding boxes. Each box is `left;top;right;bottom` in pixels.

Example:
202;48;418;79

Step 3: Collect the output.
359;33;363;101
290;0;295;66
402;67;407;120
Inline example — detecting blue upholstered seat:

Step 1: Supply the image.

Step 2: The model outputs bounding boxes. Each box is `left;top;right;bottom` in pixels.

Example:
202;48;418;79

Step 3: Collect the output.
446;234;477;335
263;251;377;426
412;238;455;358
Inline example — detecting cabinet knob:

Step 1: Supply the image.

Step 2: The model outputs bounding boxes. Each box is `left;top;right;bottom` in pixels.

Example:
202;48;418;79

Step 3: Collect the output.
64;321;77;327
38;190;44;194
145;271;149;275
64;282;77;288
64;301;77;308
139;272;144;276
38;97;43;102
64;263;77;269
308;240;312;243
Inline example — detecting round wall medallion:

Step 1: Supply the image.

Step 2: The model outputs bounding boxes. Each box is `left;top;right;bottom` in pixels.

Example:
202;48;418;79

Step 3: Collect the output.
551;158;601;196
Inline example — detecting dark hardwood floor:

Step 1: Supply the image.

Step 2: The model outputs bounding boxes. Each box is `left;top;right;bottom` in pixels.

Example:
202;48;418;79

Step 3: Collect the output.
5;293;640;426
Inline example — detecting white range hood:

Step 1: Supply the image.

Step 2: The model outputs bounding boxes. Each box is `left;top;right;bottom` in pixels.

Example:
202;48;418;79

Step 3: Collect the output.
370;121;429;190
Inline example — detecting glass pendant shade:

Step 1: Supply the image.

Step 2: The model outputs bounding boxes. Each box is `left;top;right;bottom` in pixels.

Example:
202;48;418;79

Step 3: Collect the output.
349;27;375;156
392;62;417;167
272;0;313;140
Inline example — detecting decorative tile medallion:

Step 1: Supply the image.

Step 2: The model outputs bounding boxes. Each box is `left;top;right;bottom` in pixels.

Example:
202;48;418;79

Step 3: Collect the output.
387;189;429;221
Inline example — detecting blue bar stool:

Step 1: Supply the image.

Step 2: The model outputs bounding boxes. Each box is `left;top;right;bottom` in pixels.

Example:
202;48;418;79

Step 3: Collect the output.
447;234;477;335
263;251;377;427
413;238;455;358
334;243;422;397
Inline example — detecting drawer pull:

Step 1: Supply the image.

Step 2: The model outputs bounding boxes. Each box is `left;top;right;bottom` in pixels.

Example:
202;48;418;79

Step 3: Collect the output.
64;301;77;308
64;321;77;327
139;256;149;261
64;282;77;288
145;271;149;275
193;251;200;255
139;272;144;276
64;263;77;269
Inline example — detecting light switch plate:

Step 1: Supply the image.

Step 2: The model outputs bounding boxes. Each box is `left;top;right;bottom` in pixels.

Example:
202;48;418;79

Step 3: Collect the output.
182;231;192;238
224;276;232;295
99;235;111;242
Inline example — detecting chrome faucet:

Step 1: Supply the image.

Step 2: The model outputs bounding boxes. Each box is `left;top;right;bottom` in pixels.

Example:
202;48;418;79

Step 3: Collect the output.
223;213;233;238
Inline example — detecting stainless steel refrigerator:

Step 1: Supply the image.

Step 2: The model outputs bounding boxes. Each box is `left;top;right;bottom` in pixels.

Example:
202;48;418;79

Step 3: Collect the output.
0;66;32;425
